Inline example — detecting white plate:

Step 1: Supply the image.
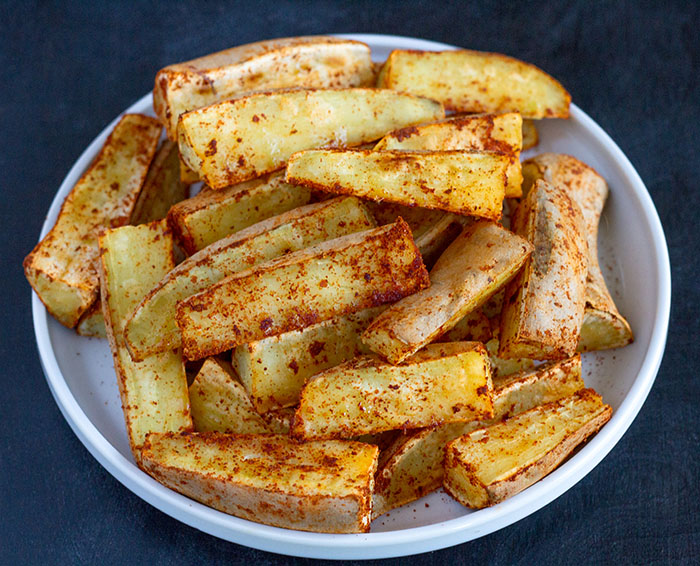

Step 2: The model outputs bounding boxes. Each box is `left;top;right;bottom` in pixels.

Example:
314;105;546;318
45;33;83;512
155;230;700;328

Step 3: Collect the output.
32;34;671;560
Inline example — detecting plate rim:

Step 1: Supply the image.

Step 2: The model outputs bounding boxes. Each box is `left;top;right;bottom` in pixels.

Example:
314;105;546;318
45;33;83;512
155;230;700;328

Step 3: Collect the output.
31;33;671;560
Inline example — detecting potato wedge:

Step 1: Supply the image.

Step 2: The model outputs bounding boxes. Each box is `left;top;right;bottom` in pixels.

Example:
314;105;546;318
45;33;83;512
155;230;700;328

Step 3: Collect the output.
363;220;533;364
291;342;493;441
167;172;313;254
177;218;429;360
98;221;192;461
178;88;444;188
486;337;535;377
286;149;509;219
232;306;384;413
373;355;583;516
155;36;375;139
179;156;200;184
378;49;570;118
189;358;272;434
522;153;633;351
437;308;492;343
141;433;378;533
259;407;296;434
443;388;611;509
414;213;472;269
75;300;106;338
364;201;446;238
125;196;374;361
24;114;162;327
499;179;588;359
522;119;539;150
375;112;523;198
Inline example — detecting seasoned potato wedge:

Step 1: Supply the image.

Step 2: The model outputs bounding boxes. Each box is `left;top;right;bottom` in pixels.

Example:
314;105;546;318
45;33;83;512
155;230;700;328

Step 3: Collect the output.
232;306;384;414
178;88;444;188
141;433;378;533
167;172;313;254
522;153;633;351
486;337;535;377
521;119;539;150
363;220;533;364
125;196;374;361
75;300;106;338
375;112;523;197
378;49;570;118
177;219;429;360
364;201;446;238
24;114;162;327
499;180;588;359
259;407;296;435
444;388;611;509
98;221;192;461
291;342;494;441
155;36;375;139
286;149;509;219
414;213;472;269
437;308;493;343
189;358;272;434
373;355;583;516
179;156;200;184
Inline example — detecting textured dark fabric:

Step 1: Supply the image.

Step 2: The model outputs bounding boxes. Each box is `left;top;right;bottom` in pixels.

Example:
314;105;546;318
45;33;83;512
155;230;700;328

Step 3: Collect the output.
2;1;698;564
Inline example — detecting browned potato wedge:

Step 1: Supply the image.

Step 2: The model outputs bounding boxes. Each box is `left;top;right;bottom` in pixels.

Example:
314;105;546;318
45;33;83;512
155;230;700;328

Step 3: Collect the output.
378;49;570;118
98;221;192;461
177;219;429;360
75;300;106;338
291;342;493;441
443;388;611;509
522;153;633;351
286;149;509;219
437;308;493;343
24;114;162;327
179;156;200;184
499;179;588;359
155;36;375;139
364;201;446;238
414;213;472;269
167;172;313;254
373;355;583;516
259;407;296;434
178;88;444;188
375;112;523;198
486;337;535;377
125;196;374;361
363;220;533;364
141;433;378;533
522;119;539;150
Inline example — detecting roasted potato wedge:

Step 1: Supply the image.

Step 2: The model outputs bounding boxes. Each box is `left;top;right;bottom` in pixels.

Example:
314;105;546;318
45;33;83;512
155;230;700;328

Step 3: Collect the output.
521;119;539;150
75;300;106;338
377;49;570;118
414;213;472;269
364;201;446;238
437;308;493;343
486;337;535;377
178;88;444;188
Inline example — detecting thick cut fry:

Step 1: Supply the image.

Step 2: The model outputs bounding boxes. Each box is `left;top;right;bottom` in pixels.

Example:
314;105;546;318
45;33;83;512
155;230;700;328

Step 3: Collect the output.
363;221;533;364
378;49;570;118
167;172;313;254
177;219;429;360
437;308;493;343
414;213;471;269
375;113;523;197
189;358;273;434
125;196;374;361
522;153;633;351
178;88;444;188
98;221;192;461
444;388;611;509
232;307;384;413
141;433;378;533
75;300;106;338
499;180;588;359
373;356;583;516
154;36;375;139
486;338;535;377
522;119;539;150
24;114;162;327
291;342;494;441
286;149;509;219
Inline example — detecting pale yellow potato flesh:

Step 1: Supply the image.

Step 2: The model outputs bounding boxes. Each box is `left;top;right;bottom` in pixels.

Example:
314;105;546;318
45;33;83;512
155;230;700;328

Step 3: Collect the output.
373;355;583;516
189;358;273;434
167;172;312;254
24;114;162;327
375;112;523;197
177;219;429;360
363;220;533;364
499;179;588;359
378;49;570;118
437;308;492;343
232;307;385;414
178;88;444;188
443;388;611;509
125;196;374;361
521;119;539;150
141;433;378;533
98;221;192;462
292;342;494;441
486;337;535;377
75;300;106;338
286;149;509;218
154;36;375;139
522;153;633;351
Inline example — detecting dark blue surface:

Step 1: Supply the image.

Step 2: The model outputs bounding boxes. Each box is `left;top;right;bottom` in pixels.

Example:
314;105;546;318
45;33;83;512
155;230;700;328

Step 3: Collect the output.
2;1;698;564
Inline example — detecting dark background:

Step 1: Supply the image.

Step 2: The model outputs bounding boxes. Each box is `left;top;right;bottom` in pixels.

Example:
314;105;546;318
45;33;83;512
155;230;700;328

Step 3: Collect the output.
2;1;698;564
